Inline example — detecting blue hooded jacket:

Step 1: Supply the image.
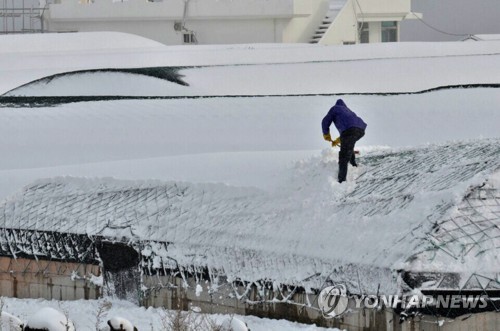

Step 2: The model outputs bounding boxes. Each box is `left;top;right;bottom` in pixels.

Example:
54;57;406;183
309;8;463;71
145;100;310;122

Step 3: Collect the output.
322;99;367;135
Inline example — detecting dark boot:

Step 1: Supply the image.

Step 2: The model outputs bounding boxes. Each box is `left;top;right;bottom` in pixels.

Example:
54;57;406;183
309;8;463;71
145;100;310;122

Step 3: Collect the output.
338;157;348;183
350;153;357;167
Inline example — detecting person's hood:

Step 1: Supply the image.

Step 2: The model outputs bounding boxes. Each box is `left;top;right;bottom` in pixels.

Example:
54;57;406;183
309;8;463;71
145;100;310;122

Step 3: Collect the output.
335;99;346;107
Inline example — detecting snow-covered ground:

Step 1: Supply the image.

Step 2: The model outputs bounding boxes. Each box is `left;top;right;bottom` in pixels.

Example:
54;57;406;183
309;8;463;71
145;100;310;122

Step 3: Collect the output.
1;297;339;331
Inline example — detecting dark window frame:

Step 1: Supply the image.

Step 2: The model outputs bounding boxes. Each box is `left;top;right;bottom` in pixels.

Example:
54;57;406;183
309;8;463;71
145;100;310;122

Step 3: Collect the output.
358;22;369;44
381;21;398;42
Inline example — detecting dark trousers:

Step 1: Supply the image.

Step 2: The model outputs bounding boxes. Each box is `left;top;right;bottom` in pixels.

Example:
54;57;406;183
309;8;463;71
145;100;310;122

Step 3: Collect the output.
338;127;365;182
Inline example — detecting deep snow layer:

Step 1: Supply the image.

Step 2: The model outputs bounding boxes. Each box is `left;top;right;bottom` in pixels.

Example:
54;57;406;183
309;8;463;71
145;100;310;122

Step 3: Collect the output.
1;32;500;96
2;139;499;295
6;57;500;97
0;88;499;201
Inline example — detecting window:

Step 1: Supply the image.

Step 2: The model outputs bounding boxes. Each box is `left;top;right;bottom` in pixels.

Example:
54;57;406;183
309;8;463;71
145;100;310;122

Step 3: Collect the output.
358;22;369;44
183;32;196;44
381;21;397;42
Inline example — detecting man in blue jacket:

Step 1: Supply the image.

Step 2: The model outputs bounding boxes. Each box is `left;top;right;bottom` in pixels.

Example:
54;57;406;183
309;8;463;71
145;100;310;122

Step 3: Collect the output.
322;99;367;183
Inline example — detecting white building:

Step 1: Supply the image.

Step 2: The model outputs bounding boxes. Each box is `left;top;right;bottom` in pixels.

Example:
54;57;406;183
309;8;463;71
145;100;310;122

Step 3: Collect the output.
42;0;420;45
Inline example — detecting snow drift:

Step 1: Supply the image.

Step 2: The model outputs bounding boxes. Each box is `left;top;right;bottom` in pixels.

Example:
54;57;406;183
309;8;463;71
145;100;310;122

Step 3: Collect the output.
24;307;75;331
1;32;500;97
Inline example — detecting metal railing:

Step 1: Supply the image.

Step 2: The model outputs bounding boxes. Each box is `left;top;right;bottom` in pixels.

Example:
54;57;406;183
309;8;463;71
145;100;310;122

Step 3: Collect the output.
0;0;44;34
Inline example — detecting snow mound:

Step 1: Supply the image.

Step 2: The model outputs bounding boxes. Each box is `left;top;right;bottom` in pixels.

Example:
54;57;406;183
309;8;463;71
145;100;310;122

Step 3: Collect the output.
24;307;75;331
1;139;499;294
220;317;249;331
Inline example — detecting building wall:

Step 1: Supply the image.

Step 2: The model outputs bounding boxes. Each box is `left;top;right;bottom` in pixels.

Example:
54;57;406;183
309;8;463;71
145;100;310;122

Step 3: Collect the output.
319;0;357;45
141;274;399;331
368;21;382;43
358;0;411;16
141;274;500;331
45;0;299;44
0;257;100;301
1;255;499;330
48;0;295;21
187;19;290;44
47;18;290;45
45;0;332;45
320;0;408;44
282;0;329;43
45;0;413;45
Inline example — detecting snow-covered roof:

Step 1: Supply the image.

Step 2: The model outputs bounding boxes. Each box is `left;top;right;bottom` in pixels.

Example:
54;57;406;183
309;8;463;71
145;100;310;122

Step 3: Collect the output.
1;138;499;294
2;32;500;97
0;31;165;54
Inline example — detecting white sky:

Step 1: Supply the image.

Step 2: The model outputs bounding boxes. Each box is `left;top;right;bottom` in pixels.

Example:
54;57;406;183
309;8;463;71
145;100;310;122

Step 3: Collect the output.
401;0;500;41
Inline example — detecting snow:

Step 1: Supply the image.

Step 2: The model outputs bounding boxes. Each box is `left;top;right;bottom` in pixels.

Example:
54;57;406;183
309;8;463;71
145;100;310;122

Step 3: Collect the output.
0;88;498;201
0;32;499;325
1;311;23;331
2;139;498;296
472;34;500;41
219;317;249;331
195;284;203;297
1;32;500;96
4;49;499;96
489;171;500;187
0;298;340;331
0;32;164;55
24;307;75;331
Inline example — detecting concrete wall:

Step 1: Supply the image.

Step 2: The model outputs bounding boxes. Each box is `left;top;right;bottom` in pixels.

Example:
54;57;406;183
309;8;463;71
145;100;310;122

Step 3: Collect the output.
368;21;383;43
319;0;357;45
187;19;290;44
0;257;100;301
357;0;411;17
1;255;499;331
49;0;295;20
47;18;289;44
142;274;397;330
320;0;410;45
44;0;332;44
45;0;299;44
141;274;500;331
282;0;329;43
39;0;415;45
